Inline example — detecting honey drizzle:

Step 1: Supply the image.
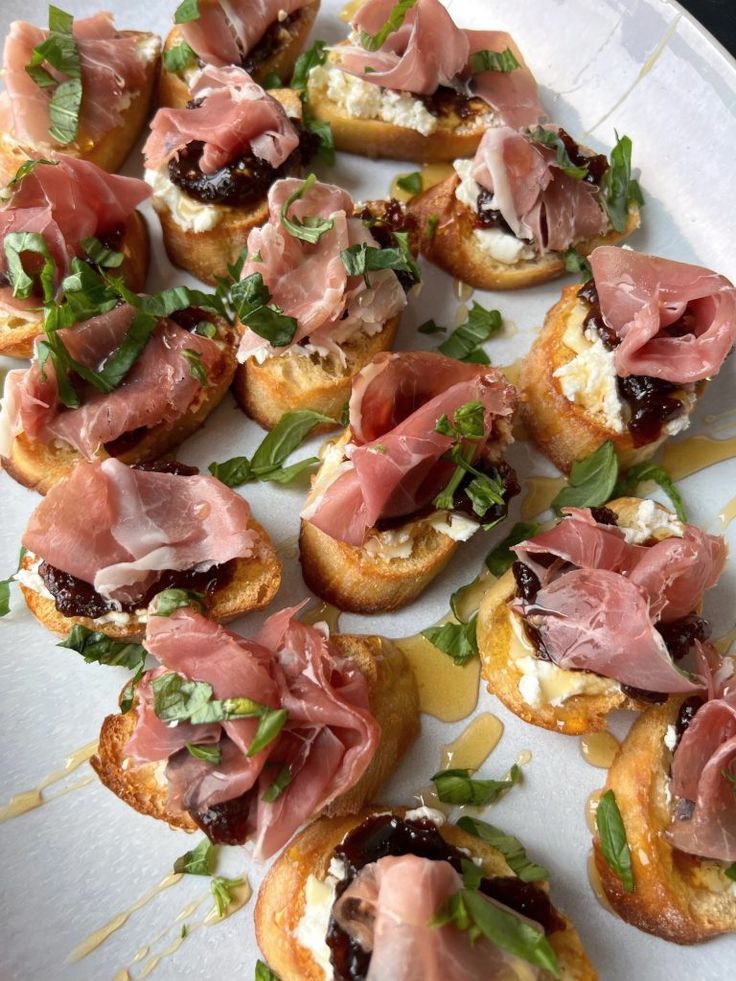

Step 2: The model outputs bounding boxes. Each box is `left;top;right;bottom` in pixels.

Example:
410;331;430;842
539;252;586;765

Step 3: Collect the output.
579;731;620;769
585;790;603;832
300;601;342;632
587;850;614;912
661;434;736;481
396;633;480;722
520;477;566;520
0;739;98;822
440;713;504;771
717;495;736;530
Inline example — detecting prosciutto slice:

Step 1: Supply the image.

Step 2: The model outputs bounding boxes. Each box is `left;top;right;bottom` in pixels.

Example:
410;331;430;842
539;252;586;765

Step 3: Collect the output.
236;178;406;361
303;352;516;546
0;157;149;307
511;507;726;692
22;458;262;604
126;607;379;859
465;30;544;129
2;304;223;458
589;247;736;383
144;66;299;175
179;0;311;67
332;855;544;980
469;127;607;253
0;13;150;147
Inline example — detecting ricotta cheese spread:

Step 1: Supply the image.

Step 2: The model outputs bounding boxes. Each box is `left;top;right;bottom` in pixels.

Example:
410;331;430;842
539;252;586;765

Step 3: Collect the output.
294;856;347;975
145;167;222;233
620;498;684;545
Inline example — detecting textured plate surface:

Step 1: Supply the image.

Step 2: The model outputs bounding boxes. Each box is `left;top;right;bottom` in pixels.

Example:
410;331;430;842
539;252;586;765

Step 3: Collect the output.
1;1;735;979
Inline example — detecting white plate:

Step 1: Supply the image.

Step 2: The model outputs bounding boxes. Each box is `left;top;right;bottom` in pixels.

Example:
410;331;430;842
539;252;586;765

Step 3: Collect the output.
1;1;735;979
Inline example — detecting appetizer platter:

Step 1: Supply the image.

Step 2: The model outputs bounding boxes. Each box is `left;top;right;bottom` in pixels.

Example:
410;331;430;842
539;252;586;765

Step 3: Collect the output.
1;0;735;979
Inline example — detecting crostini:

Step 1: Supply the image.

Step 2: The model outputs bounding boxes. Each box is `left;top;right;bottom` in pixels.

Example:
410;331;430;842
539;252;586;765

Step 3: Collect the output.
0;290;239;494
593;652;736;944
477;498;725;734
410;127;641;290
232;176;419;430
160;0;320;108
16;458;281;641
145;66;313;285
300;351;519;614
92;605;419;857
0;9;160;183
521;247;736;473
305;0;543;162
256;806;597;980
0;156;150;358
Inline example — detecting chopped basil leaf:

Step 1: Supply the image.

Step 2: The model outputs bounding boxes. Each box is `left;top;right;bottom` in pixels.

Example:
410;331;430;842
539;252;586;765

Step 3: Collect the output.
396;171;422;195
174;838;214;876
262;71;283;89
485;521;540;576
209;456;252;487
431;765;521;806
211;876;244;917
81;236;124;269
456;816;549;882
88;309;157;390
3;158;57;196
437;302;502;362
291;39;327;91
280;174;334;244
725;863;736;882
552;440;619;514
3;232;56;302
527;126;588;180
186;742;221;764
163;40;197;74
58;625;147;712
152;588;205;617
49;77;83;145
0;546;27;618
255;961;281;981
304;114;335;165
465;471;504;519
141;285;226;320
418;319;446;335
248;709;289;758
194;320;217;338
227;249;249;281
422;615;479;665
181;924;188;938
596;789;634;892
359;0;418;52
614;461;686;522
182;348;210;387
563;246;592;279
426;214;439;239
25;7;82;145
449;400;485;439
174;0;200;24
469;47;520;74
261;764;292;803
229;272;298;347
340;238;420;287
604;132;643;233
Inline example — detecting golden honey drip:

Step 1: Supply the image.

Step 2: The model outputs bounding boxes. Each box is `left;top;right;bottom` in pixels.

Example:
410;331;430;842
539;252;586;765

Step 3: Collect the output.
440;713;505;771
396;633;481;722
520;476;566;520
0;739;98;823
300;601;342;632
579;731;620;769
661;434;736;481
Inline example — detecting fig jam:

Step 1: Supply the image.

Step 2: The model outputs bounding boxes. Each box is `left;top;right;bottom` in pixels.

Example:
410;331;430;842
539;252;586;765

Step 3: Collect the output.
240;11;300;74
354;199;419;292
190;788;253;845
325;814;563;981
621;614;708;703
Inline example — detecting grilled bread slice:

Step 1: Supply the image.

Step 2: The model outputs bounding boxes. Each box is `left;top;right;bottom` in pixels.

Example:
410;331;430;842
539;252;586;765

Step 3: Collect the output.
256;806;597;981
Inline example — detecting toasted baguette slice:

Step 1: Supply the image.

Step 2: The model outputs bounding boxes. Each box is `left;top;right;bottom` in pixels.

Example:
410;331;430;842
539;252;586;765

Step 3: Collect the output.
0;212;150;360
158;2;320;109
92;634;420;832
233;315;400;431
593;697;736;943
520;284;701;473
1;319;240;495
152;90;304;285
256;806;597;981
477;497;682;734
18;519;281;641
0;33;160;185
409;174;640;290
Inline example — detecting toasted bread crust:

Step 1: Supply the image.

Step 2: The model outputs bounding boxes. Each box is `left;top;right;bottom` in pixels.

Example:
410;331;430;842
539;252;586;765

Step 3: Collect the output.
256;807;597;981
594;697;736;943
520;285;701;473
0;32;160;184
1;320;240;495
0;211;151;360
233;316;400;431
158;3;320;108
409;175;640;290
92;634;420;836
19;518;281;641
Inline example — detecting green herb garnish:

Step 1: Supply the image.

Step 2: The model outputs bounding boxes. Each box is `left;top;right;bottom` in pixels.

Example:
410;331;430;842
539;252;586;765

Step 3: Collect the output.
163;40;197;73
396;171;422;195
469;48;520;74
291;39;327;91
340;235;420;287
0;546;27;619
485;521;540;576
527;126;588;180
229;272;298;347
280;174;334;244
174;838;214;876
186;742;221;764
604;132;643;232
3;232;56;302
551;440;619;514
58;624;147;713
359;0;418;52
261;764;292;803
174;0;200;24
25;7;82;145
437;303;502;362
152;588;205;617
456;816;549;882
431;765;521;806
210;876;244;917
613;461;686;522
563;247;592;279
421;615;479;665
255;962;281;981
595;789;634;892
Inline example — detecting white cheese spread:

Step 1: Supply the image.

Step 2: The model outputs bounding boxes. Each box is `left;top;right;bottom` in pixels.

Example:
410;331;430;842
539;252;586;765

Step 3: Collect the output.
664;724;678;751
404;806;446;825
620;498;684;545
294;857;346;975
145;167;222;233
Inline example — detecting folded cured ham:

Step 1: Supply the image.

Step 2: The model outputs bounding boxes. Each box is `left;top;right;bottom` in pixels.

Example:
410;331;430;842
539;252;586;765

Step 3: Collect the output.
121;606;380;858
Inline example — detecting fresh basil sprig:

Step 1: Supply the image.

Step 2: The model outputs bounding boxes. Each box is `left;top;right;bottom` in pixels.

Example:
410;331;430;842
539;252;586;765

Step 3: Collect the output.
174;0;200;23
209;409;334;487
280;174;334;244
359;0;418;52
340;235;420;287
58;624;147;714
186;742;221;764
431;765;521;806
229;272;298;347
163;39;197;73
604;133;644;233
469;48;520;74
456;816;549;882
437;302;502;363
595;789;634;892
613;461;686;521
564;246;592;279
3;232;56;302
485;522;540;576
422;615;479;665
174;838;214;876
25;6;82;145
527;126;588;180
551;440;618;514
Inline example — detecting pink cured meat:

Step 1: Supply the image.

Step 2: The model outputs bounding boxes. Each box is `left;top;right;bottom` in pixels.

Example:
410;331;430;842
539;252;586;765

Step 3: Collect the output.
143;66;299;174
125;607;380;859
304;351;517;546
179;0;311;67
465;30;544;129
22;458;262;604
0;13;149;147
590;247;736;383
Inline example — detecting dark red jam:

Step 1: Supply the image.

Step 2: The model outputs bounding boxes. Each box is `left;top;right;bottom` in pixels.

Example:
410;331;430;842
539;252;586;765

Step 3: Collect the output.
325;814;563;981
578;280;686;446
620;615;707;704
188;784;252;845
589;505;618;526
355;198;420;292
420;85;486;121
674;695;705;748
240;11;300;74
